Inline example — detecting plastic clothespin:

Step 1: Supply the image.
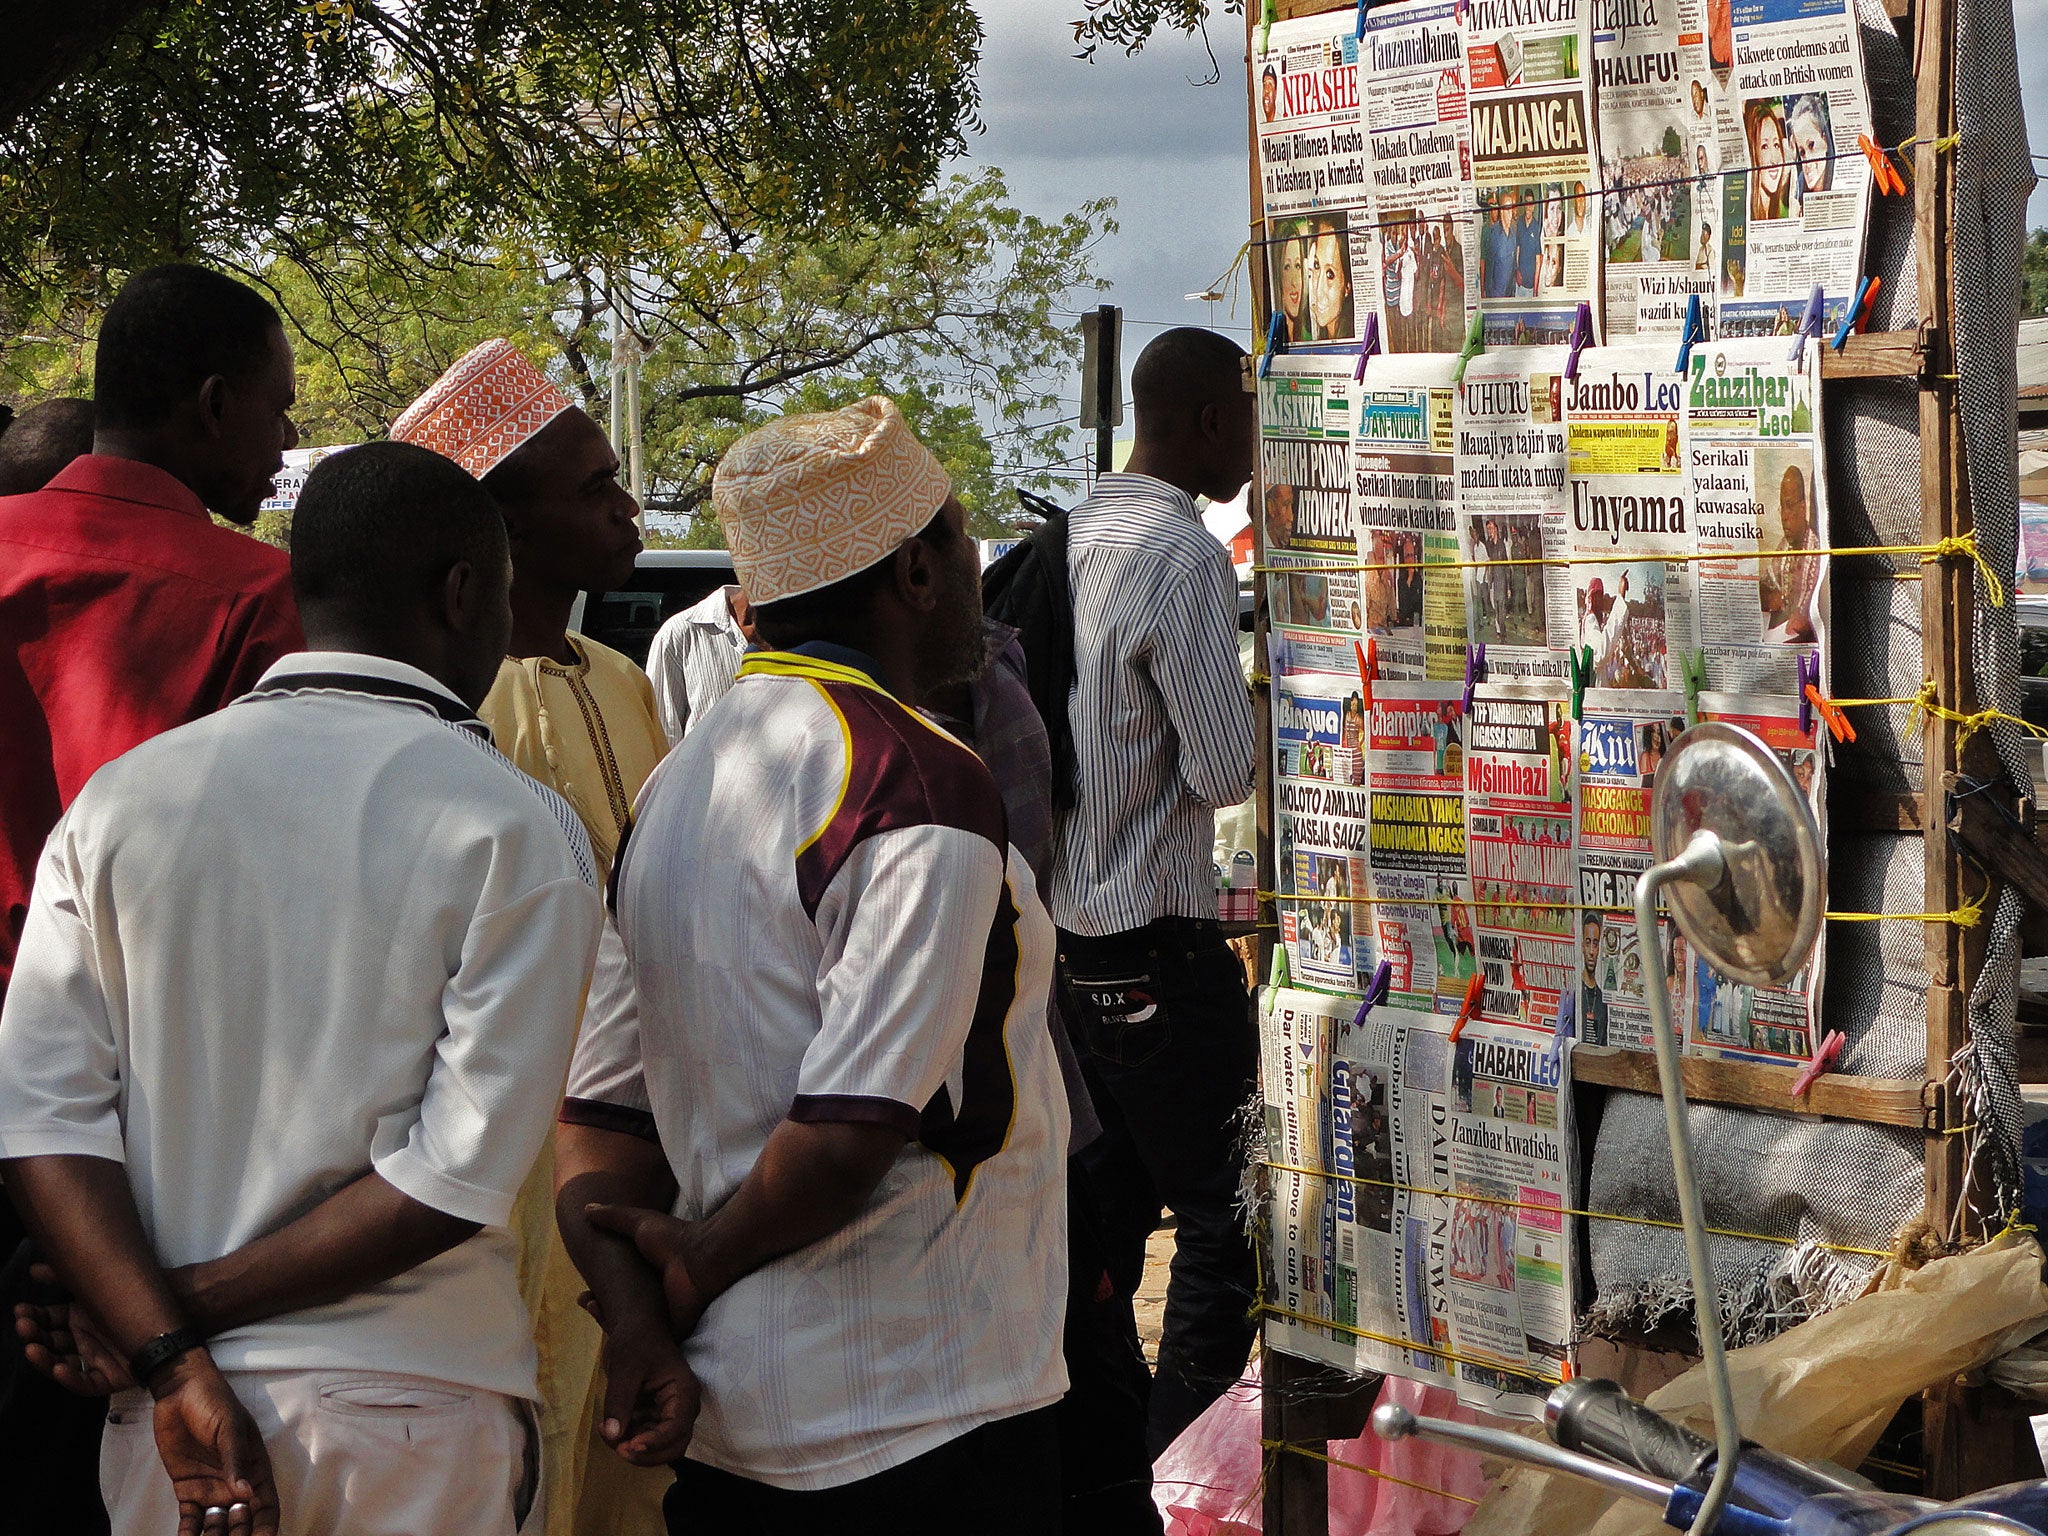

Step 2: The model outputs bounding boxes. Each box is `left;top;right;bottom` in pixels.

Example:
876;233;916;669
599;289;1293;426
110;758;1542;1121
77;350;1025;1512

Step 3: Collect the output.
1853;276;1882;333
1352;312;1382;382
1258;0;1277;53
1857;134;1905;197
1789;1029;1846;1098
1452;309;1486;384
1787;285;1825;364
1352;961;1394;1028
1673;293;1706;375
1460;642;1487;717
1804;683;1857;744
1565;301;1594;381
1263;940;1291;1017
1831;275;1874;351
1679;648;1707;727
1795;652;1821;735
1546;989;1576;1074
1354;637;1377;712
1356;0;1371;40
1568;643;1593;721
1448;972;1485;1042
1259;310;1285;381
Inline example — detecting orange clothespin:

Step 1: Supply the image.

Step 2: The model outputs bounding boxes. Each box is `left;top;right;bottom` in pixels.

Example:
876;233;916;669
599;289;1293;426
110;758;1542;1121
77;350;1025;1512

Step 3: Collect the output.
1858;135;1905;197
1854;275;1882;332
1448;972;1485;1042
1789;1029;1846;1097
1354;638;1377;712
1803;684;1857;744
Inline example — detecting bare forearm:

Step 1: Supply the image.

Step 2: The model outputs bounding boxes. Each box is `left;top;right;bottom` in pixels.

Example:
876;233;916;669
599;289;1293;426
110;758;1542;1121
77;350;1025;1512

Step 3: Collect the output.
172;1173;477;1338
2;1154;187;1357
555;1123;677;1338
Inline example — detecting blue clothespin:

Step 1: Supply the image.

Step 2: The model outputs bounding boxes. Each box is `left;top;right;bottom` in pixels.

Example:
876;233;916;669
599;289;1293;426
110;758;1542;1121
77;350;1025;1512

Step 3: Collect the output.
1565;301;1594;381
1788;284;1825;363
1259;309;1285;380
1673;293;1706;374
1796;652;1820;734
1679;648;1707;727
1546;988;1576;1074
1352;312;1381;382
1452;309;1486;384
1831;276;1874;351
1352;961;1393;1028
1461;642;1486;716
1568;643;1593;721
1356;0;1370;39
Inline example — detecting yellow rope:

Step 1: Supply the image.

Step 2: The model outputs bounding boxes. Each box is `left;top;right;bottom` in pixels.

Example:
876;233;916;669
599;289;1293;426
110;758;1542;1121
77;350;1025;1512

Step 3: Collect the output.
1260;1439;1483;1506
1262;1160;1897;1260
1259;1300;1565;1384
1260;888;1984;927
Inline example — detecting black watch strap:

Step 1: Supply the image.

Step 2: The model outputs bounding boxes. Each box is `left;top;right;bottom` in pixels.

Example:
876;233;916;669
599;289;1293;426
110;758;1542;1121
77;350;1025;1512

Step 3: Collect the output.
128;1326;203;1387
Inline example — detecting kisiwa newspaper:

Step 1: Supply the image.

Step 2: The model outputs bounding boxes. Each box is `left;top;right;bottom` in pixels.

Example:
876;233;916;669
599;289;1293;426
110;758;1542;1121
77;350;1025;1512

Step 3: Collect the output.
1262;988;1578;1416
1365;681;1475;1014
1574;690;1693;1051
1255;15;1372;353
1360;0;1478;355
1465;0;1601;344
1594;0;1721;335
1455;346;1574;684
1712;0;1874;338
1353;353;1465;682
1262;355;1363;657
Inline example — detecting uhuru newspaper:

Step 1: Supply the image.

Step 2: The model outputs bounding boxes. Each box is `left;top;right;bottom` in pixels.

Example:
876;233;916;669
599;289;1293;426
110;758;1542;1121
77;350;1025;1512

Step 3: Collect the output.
1257;17;1372;351
1686;337;1826;695
1361;0;1478;355
1566;346;1697;691
1455;349;1573;684
1465;0;1600;344
1276;669;1374;993
1713;0;1873;336
1367;682;1474;1014
1594;0;1720;335
1574;692;1691;1051
1354;355;1465;682
1343;1001;1576;1414
1691;692;1825;1062
1465;690;1579;1033
1262;988;1354;1368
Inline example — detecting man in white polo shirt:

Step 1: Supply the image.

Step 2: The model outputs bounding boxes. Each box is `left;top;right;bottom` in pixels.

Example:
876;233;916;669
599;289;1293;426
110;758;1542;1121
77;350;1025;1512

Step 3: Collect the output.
0;441;601;1536
552;397;1067;1535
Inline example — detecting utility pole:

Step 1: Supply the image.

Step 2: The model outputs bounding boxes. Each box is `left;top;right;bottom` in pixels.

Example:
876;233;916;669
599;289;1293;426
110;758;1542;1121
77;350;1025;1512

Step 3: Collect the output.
1079;304;1123;483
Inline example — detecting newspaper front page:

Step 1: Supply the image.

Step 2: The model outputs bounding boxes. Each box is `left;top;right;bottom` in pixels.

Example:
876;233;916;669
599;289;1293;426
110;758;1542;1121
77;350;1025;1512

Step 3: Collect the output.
1264;988;1356;1367
1354;354;1466;681
1367;682;1475;1014
1276;667;1375;994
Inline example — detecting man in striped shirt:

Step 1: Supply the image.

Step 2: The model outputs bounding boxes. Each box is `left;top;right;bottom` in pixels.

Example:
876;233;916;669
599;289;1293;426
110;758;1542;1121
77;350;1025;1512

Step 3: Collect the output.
1051;327;1259;1456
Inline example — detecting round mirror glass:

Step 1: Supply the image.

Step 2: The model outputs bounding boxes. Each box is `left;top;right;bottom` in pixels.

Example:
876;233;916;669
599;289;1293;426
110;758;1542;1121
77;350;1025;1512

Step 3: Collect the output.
1648;721;1824;987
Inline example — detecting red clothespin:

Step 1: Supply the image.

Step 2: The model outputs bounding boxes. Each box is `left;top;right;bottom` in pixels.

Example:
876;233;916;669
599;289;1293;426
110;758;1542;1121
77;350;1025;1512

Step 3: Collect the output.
1803;684;1857;744
1789;1029;1846;1097
1854;275;1882;332
1448;972;1485;1042
1509;959;1527;995
1354;638;1377;712
1857;135;1905;197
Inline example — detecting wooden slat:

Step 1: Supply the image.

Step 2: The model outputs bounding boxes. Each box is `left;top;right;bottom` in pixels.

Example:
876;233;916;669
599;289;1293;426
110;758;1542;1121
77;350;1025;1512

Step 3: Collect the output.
1843;790;1926;832
1819;328;1927;380
1571;1047;1932;1127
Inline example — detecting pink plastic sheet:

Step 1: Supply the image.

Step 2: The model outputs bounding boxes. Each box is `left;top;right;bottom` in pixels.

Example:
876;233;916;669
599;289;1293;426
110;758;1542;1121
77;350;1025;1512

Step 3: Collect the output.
1153;1359;1493;1536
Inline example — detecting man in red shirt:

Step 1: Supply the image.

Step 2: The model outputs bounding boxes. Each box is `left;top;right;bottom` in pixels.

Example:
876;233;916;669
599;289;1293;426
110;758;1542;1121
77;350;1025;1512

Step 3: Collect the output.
0;264;305;999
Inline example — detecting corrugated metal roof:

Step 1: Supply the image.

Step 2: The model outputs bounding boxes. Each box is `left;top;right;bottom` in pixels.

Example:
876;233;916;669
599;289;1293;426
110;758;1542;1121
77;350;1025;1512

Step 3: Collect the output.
2022;316;2048;398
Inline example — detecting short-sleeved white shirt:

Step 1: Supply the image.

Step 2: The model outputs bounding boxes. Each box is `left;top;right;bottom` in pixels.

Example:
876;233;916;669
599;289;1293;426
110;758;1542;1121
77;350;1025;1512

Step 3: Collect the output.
565;647;1069;1490
0;653;602;1399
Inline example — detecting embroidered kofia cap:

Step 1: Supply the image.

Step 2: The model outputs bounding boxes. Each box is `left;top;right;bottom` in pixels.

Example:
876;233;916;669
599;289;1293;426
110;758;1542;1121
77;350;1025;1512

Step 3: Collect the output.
391;339;575;477
712;396;952;605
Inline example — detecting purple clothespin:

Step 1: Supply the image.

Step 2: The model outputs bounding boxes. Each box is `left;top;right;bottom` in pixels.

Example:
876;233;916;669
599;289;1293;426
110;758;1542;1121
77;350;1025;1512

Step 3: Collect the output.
1546;989;1576;1074
1796;652;1820;734
1673;293;1705;375
1565;301;1593;381
1260;309;1285;380
1461;642;1486;717
1352;961;1393;1028
1352;312;1381;382
1788;284;1825;364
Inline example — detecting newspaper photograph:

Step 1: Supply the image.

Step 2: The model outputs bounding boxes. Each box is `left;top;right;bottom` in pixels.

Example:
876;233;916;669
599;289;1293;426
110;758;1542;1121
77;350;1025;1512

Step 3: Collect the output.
1262;987;1356;1368
1687;337;1825;694
1361;0;1477;354
1465;0;1600;344
1455;350;1575;685
1713;0;1872;336
1465;689;1579;1033
1574;691;1692;1051
1566;348;1696;689
1594;0;1720;335
1257;17;1372;349
1354;353;1465;681
1367;682;1476;1014
1688;692;1824;1061
1276;669;1374;993
1341;1000;1576;1416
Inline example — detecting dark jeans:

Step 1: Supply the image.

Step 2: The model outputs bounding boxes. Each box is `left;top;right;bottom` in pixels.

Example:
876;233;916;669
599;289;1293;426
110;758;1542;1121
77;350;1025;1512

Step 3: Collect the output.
662;1405;1060;1536
1056;918;1259;1459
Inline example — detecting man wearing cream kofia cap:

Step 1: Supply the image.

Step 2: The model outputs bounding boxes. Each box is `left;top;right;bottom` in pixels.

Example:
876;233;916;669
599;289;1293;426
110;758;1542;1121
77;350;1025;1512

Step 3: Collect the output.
553;397;1069;1534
